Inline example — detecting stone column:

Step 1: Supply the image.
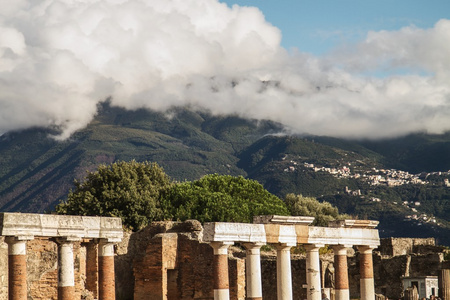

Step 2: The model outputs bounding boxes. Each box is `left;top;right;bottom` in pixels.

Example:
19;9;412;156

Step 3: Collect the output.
276;243;294;300
357;246;376;300
305;244;324;300
438;269;450;300
210;241;234;300
56;237;79;300
5;236;32;300
99;240;116;300
85;240;98;299
333;245;351;300
242;243;264;300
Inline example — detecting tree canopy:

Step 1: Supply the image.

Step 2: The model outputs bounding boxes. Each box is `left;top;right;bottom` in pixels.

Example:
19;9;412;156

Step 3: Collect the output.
55;160;173;230
161;174;289;223
284;193;345;226
55;161;291;230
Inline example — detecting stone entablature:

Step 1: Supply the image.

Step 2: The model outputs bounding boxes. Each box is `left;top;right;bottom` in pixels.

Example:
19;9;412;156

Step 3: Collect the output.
203;216;381;300
0;212;123;300
0;213;123;242
204;216;380;248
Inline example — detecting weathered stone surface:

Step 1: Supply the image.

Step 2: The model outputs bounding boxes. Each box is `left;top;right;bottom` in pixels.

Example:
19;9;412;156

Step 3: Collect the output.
0;213;123;242
378;238;436;256
203;219;380;248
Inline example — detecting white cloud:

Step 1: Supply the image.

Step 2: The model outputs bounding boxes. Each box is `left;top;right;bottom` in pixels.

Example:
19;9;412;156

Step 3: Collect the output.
0;0;449;139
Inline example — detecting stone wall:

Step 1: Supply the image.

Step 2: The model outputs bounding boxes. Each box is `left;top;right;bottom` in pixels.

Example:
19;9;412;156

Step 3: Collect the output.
0;237;87;300
379;237;436;256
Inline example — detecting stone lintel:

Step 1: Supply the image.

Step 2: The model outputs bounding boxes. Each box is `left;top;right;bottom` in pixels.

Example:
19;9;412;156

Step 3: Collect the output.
308;227;380;247
328;219;379;229
0;213;123;241
264;224;297;245
203;222;267;243
253;215;314;225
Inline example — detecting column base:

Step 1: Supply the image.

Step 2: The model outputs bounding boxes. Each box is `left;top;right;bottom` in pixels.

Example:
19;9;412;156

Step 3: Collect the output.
214;288;230;300
335;289;350;300
246;297;263;300
360;278;375;300
58;286;75;300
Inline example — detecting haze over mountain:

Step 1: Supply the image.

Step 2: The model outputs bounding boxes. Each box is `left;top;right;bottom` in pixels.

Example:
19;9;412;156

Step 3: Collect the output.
1;0;450;141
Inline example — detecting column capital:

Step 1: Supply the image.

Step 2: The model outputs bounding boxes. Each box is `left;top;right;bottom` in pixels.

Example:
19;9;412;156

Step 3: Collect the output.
242;242;264;253
333;245;352;255
53;236;81;244
304;243;325;251
357;245;377;254
275;242;296;250
210;241;234;255
5;236;34;243
99;240;116;257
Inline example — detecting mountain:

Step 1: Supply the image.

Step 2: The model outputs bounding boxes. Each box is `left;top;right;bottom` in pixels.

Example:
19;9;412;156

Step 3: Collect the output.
1;104;449;245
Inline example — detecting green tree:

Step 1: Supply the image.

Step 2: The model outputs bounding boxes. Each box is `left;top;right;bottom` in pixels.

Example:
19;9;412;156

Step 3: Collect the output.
161;174;289;223
285;193;345;226
55;160;173;230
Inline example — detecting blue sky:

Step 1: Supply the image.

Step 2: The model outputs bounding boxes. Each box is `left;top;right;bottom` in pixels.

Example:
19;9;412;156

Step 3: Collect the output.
221;0;450;54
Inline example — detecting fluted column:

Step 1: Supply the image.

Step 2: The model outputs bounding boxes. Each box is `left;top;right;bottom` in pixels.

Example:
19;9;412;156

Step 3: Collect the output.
210;241;234;300
56;237;79;300
439;269;450;300
242;243;264;300
99;240;116;300
305;244;323;300
333;245;351;300
358;246;376;300
5;236;33;300
276;243;294;300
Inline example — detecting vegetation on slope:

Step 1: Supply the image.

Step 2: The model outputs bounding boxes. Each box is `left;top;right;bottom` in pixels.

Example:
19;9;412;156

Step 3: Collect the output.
2;104;450;243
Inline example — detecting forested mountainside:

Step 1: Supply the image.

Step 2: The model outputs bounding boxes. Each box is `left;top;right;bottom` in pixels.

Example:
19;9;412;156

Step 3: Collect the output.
1;104;449;244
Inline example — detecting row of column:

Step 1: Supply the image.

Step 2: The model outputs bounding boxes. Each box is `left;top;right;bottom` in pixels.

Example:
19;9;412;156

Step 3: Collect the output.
5;236;116;300
211;241;376;300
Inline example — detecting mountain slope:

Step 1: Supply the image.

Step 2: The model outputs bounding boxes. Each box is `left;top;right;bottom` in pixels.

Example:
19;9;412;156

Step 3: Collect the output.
1;105;450;245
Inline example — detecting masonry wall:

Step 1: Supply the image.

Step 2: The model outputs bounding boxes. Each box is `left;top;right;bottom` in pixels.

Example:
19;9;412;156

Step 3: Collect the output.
0;237;87;300
379;237;436;256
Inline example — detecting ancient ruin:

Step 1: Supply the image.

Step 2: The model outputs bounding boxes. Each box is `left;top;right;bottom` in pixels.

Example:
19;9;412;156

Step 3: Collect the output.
0;212;449;300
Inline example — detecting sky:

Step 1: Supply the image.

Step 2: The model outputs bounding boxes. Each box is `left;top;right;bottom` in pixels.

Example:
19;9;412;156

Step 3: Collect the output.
221;0;450;54
1;0;450;140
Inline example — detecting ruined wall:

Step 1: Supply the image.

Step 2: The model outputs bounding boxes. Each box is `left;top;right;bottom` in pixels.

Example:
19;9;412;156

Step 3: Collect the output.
131;222;246;300
0;237;87;300
379;238;436;256
0;224;447;300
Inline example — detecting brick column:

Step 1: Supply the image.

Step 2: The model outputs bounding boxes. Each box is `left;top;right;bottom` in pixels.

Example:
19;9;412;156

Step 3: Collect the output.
5;236;32;300
276;243;294;300
242;243;264;300
305;244;323;300
357;246;376;300
438;269;450;300
56;237;78;300
333;245;351;300
85;240;98;299
99;240;116;300
210;241;234;300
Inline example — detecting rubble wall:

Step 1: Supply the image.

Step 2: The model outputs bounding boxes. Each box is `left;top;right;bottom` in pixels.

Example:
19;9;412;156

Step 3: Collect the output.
379;237;436;256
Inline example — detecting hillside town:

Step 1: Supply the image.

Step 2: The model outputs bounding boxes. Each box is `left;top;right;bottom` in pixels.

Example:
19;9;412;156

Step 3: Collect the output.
282;155;450;187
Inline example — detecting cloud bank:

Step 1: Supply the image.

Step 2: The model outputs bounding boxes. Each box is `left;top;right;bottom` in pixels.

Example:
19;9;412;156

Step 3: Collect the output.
1;0;450;139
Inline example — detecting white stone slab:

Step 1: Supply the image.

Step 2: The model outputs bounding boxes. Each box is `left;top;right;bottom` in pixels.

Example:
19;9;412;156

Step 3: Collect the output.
307;226;380;247
0;213;123;241
203;222;267;243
